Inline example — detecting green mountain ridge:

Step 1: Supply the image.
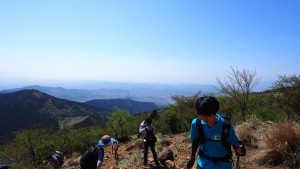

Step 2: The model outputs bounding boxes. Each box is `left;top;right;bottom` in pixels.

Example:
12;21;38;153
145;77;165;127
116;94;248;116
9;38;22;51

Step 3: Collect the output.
85;98;160;114
0;89;108;143
0;89;163;143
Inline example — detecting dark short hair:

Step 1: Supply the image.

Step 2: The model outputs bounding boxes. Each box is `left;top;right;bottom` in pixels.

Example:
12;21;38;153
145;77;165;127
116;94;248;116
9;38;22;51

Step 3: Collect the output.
195;96;219;116
145;118;152;125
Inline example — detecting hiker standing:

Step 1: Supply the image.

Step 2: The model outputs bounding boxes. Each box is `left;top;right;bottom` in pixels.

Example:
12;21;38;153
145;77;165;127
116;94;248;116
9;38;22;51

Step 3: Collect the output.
139;118;161;168
97;135;116;169
45;151;64;169
186;96;246;169
111;139;119;159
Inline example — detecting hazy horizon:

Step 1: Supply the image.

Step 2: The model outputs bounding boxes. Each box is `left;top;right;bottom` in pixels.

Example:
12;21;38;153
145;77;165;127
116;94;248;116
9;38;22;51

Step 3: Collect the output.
0;78;273;92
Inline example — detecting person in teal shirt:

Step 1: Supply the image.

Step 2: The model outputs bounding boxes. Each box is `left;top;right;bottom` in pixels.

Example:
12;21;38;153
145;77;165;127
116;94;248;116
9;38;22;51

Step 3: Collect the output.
186;96;246;169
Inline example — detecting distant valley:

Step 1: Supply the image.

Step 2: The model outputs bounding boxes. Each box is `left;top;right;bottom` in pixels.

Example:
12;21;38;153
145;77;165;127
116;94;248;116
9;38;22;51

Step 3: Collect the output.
0;82;218;106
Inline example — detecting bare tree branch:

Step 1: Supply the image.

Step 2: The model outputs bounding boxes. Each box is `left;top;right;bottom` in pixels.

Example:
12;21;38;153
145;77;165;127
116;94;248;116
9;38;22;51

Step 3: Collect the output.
217;66;260;121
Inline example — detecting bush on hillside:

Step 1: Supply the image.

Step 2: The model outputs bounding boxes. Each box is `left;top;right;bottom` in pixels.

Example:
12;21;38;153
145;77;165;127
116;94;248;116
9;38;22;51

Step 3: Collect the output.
272;74;300;122
106;107;135;139
252;108;281;122
0;126;105;169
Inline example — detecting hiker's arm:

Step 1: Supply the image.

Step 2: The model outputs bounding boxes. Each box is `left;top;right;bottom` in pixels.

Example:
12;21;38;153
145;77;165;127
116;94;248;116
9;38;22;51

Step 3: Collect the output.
139;121;143;129
139;126;144;132
190;138;200;158
139;121;146;134
186;139;199;169
186;119;199;169
97;148;104;169
96;160;102;169
188;118;200;157
45;161;50;168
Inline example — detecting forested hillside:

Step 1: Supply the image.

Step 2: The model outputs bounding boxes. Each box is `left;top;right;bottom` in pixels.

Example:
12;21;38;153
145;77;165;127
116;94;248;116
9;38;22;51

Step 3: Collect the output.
85;98;160;114
0;89;109;143
0;73;300;168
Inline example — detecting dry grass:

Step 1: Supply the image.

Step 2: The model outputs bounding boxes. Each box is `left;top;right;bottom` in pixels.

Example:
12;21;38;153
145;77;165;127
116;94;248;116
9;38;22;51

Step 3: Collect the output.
117;151;143;168
235;115;265;148
256;123;300;168
236;124;258;148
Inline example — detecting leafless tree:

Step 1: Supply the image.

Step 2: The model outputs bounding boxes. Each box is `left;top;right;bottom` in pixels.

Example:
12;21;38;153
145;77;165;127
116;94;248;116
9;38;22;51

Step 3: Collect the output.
217;67;260;121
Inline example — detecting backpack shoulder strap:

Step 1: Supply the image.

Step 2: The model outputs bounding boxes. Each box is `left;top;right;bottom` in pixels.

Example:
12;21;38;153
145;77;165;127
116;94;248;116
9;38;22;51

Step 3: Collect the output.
196;117;204;144
221;118;231;151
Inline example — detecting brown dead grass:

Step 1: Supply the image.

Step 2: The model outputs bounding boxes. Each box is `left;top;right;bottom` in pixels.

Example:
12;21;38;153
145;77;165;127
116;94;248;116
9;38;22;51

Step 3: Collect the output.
62;119;300;169
255;123;300;168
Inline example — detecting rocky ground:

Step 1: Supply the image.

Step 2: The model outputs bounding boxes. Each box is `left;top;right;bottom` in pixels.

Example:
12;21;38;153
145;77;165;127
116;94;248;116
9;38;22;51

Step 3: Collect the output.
60;132;279;169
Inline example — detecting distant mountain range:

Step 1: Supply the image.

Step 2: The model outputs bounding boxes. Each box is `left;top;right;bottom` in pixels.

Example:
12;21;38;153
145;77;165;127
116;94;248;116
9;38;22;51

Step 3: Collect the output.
85;98;160;114
0;83;218;106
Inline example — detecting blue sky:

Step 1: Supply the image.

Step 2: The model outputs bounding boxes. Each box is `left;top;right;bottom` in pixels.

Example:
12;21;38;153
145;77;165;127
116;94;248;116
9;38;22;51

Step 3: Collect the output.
0;0;299;85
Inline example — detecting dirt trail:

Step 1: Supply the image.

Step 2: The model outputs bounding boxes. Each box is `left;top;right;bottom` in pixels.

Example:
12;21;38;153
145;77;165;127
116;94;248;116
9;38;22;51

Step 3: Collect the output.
62;132;276;169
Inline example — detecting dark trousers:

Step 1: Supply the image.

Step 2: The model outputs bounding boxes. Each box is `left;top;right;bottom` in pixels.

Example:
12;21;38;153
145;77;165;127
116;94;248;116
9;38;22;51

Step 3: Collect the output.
143;142;159;165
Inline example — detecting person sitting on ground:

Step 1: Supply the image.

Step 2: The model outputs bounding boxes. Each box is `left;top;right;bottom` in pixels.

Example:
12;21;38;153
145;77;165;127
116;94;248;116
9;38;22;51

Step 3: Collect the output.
139;118;162;168
97;135;117;169
186;96;246;169
45;151;64;169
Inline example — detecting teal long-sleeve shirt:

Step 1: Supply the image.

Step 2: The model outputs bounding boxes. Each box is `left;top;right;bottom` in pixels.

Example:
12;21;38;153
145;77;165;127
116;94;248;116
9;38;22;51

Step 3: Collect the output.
189;114;239;169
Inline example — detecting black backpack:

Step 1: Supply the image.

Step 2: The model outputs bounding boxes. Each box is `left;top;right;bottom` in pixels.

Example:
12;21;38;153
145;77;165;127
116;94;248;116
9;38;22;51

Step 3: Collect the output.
0;164;9;169
196;116;232;162
145;128;157;144
80;146;102;169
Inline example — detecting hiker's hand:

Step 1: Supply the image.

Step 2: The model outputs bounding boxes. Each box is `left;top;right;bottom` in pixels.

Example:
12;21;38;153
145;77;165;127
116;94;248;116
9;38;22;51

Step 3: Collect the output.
140;121;146;128
186;156;195;169
235;144;246;156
